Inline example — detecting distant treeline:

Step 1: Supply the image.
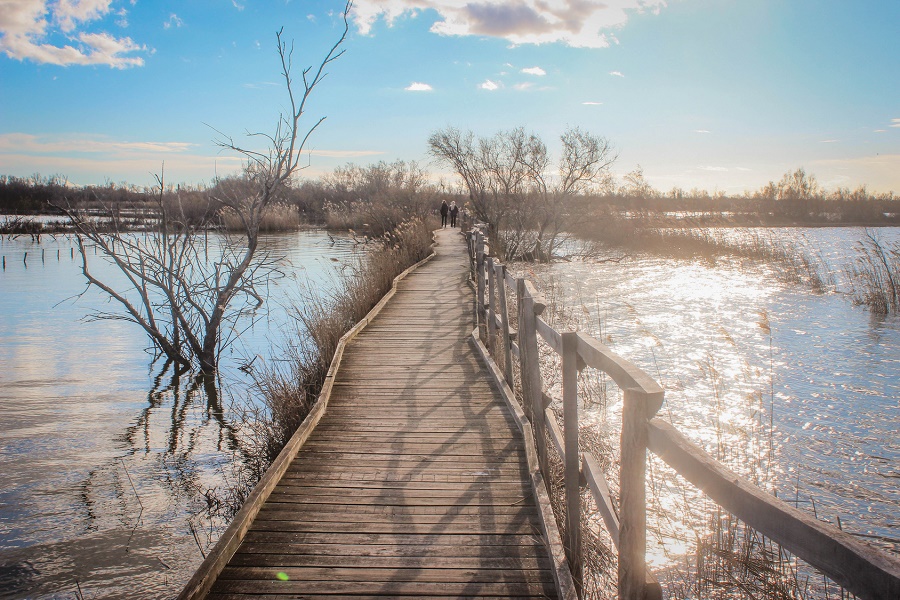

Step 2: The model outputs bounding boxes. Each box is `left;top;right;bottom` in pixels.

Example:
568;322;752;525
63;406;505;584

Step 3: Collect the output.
2;165;898;233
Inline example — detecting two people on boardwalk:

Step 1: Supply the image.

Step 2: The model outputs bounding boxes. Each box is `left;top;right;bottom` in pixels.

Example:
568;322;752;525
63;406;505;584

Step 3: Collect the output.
440;200;459;228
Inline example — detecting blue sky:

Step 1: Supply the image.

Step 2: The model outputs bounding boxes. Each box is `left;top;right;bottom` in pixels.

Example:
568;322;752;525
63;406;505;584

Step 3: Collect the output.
1;0;898;194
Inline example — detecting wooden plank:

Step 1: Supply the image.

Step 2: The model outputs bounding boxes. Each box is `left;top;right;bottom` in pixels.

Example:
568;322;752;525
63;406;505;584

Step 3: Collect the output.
217;566;555;583
225;552;553;570
209;579;557;596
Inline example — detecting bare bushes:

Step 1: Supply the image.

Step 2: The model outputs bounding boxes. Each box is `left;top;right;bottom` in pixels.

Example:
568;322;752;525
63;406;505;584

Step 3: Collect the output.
846;230;900;314
320;160;438;237
429;126;617;262
245;218;434;471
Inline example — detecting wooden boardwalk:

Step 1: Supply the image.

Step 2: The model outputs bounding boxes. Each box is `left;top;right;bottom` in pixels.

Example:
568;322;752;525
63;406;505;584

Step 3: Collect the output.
204;228;562;599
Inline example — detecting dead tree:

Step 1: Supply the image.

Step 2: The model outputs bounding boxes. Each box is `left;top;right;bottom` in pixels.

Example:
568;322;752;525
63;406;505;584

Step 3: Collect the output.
57;3;351;374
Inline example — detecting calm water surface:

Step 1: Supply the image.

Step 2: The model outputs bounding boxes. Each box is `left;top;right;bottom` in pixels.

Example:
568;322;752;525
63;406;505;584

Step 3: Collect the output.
516;226;899;575
0;230;361;599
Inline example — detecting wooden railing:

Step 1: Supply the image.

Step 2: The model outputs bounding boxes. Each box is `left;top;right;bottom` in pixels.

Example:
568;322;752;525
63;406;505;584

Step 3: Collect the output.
466;228;900;600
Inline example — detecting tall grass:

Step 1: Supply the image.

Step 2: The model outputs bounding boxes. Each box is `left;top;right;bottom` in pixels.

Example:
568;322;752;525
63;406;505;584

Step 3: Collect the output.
633;228;836;293
219;202;302;232
846;229;900;314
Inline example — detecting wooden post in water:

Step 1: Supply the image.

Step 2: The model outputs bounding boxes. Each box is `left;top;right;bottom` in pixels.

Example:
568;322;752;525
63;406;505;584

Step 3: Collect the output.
486;256;497;356
562;331;583;594
495;262;515;387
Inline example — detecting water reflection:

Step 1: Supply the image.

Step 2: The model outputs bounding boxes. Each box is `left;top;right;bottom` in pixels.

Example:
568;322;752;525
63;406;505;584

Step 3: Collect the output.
0;230;361;599
515;227;900;577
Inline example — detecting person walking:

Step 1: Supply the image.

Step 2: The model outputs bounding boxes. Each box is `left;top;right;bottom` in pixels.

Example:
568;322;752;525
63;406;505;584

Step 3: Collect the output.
440;199;449;228
449;201;459;228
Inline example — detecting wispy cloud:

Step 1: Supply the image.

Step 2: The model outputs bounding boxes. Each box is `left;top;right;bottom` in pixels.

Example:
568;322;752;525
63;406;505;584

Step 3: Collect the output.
0;133;196;155
521;66;545;76
242;81;280;89
698;165;729;172
352;0;668;48
820;139;838;143
609;70;625;77
0;0;146;68
582;101;603;106
479;79;500;91
693;129;710;134
514;82;533;91
874;129;887;133
890;118;900;128
405;81;433;91
164;14;184;29
232;1;245;11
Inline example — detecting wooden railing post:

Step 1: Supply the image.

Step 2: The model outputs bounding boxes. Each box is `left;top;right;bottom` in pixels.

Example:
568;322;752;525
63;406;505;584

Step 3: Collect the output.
517;279;549;479
486;256;497;355
495;262;514;387
562;331;583;594
475;232;486;340
619;389;660;599
466;231;476;281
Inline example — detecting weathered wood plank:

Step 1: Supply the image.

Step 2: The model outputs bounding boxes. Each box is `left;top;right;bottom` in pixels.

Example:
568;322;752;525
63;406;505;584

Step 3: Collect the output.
225;552;552;570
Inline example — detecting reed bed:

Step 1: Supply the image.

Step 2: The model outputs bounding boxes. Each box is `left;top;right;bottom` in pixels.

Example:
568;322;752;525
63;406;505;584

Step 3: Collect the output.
846;229;900;314
219;202;302;232
634;227;836;293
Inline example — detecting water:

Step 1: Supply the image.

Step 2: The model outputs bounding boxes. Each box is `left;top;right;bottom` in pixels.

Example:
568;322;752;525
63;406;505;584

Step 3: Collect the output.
514;227;900;578
0;230;362;599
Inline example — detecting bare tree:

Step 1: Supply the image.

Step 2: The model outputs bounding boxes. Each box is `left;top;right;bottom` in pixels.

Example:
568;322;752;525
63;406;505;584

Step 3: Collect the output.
57;3;352;374
429;125;616;261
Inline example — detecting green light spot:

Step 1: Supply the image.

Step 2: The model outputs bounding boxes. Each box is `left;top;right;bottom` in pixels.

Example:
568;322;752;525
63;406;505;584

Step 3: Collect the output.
276;572;289;581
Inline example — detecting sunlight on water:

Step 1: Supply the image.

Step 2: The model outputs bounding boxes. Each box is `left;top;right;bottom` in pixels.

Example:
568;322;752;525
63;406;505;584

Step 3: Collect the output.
516;227;900;579
0;230;362;599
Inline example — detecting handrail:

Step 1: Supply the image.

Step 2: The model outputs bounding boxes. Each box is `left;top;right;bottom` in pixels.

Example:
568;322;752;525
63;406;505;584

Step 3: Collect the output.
465;227;900;600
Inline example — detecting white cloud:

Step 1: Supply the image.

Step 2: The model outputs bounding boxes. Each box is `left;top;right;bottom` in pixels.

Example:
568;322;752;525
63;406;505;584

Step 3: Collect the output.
890;118;900;128
479;79;500;91
405;81;433;91
874;129;887;133
698;165;729;172
693;129;710;133
0;0;146;67
164;13;183;29
820;139;838;143
55;0;113;32
582;101;603;105
232;1;245;10
351;0;668;48
514;82;533;90
609;70;625;77
521;66;545;76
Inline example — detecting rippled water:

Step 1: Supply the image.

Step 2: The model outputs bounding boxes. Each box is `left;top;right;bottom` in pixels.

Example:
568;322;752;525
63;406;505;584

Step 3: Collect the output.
515;227;900;575
0;230;361;599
